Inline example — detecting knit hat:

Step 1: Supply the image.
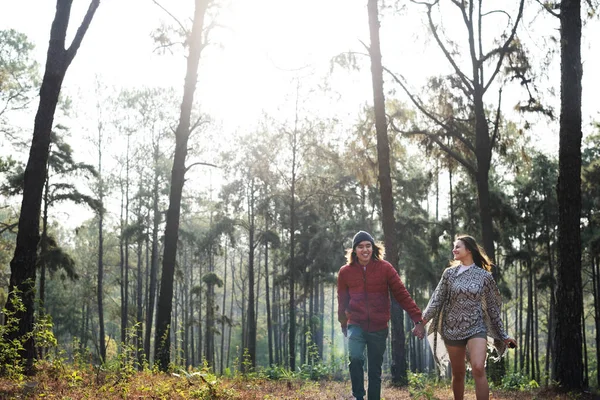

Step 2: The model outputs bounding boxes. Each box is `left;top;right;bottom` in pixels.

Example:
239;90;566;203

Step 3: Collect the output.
352;231;375;249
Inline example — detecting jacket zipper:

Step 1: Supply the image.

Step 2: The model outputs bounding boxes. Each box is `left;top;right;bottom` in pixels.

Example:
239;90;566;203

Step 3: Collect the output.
363;265;370;331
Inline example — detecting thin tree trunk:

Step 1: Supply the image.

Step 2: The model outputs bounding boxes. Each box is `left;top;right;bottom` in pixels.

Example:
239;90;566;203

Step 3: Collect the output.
220;239;228;374
367;0;406;385
39;176;50;316
595;255;600;388
226;256;235;371
245;179;257;369
189;249;195;367
136;238;144;368
288;112;298;372
264;229;273;366
154;0;210;371
96;105;106;363
144;140;161;362
330;284;335;364
582;311;589;387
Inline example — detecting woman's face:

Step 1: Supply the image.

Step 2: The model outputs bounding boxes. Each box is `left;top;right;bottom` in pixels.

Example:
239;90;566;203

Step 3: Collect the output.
452;240;471;262
355;241;373;265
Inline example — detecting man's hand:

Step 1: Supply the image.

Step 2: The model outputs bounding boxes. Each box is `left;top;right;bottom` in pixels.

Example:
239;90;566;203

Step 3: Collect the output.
342;326;348;337
412;322;426;340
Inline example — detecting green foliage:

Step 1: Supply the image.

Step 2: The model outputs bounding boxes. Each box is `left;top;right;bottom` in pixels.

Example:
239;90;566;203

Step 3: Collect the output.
33;313;58;357
0;292;26;379
499;372;540;390
407;372;441;400
103;323;147;380
173;365;239;399
0;29;39;127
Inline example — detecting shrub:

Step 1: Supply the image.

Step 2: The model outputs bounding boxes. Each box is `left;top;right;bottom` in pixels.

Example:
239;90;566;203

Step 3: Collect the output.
500;372;540;390
0;292;27;379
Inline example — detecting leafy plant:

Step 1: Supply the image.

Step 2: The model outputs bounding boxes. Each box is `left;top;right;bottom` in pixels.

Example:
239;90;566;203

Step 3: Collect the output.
500;372;540;390
0;291;27;379
408;372;440;400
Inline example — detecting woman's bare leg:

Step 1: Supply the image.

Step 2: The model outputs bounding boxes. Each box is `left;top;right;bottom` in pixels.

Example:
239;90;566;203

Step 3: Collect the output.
446;344;467;400
467;338;489;400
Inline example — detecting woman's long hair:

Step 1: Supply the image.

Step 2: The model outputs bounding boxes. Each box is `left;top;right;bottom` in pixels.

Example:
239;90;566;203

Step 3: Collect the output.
451;234;493;272
345;241;386;264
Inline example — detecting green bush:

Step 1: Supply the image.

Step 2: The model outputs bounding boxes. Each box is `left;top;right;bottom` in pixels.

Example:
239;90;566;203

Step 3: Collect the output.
408;372;440;400
500;372;540;390
0;292;27;379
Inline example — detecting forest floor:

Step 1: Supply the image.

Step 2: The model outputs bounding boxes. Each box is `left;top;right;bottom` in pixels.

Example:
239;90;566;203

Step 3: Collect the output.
0;365;597;399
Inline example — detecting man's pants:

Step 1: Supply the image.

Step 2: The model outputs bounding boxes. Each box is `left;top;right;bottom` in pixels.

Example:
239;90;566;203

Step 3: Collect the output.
347;324;388;400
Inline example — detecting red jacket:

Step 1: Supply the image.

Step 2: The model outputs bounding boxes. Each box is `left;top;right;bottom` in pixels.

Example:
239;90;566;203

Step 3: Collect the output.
337;259;422;332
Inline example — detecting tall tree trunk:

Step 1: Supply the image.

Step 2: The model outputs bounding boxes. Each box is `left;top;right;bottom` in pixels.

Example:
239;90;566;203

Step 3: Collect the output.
39;176;50;314
220;240;228;374
144;141;161;361
582;311;589;387
545;222;555;384
96;102;106;363
245;179;257;369
318;277;325;360
154;0;210;371
594;255;600;387
449;166;455;239
136;238;143;368
553;0;583;390
5;0;99;373
264;227;274;366
189;249;195;367
120;134;131;347
367;0;406;385
274;254;282;366
226;256;235;370
330;284;335;364
205;281;215;368
288;112;298;372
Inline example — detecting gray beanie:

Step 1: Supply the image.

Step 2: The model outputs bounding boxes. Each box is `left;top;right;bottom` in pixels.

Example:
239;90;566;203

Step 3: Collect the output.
352;231;375;249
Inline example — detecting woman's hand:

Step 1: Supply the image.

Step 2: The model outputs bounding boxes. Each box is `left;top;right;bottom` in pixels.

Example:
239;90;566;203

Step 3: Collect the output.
504;337;517;349
412;320;426;339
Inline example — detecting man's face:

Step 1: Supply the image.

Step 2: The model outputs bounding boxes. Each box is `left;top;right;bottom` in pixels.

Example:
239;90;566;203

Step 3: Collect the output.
355;241;373;265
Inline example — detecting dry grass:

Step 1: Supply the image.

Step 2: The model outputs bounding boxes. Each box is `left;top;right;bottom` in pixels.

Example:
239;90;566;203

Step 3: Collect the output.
0;367;597;400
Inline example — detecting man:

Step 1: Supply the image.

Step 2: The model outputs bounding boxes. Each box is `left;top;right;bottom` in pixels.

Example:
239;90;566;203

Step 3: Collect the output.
338;231;425;400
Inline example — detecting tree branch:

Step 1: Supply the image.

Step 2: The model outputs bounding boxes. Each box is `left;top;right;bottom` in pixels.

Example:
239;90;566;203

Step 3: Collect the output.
65;0;100;66
0;222;19;235
185;162;219;173
483;0;525;94
490;88;502;157
383;66;475;153
535;0;560;18
412;0;474;96
390;123;477;175
151;0;188;36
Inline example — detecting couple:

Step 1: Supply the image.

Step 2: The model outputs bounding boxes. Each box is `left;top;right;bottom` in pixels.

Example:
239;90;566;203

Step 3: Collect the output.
337;231;517;400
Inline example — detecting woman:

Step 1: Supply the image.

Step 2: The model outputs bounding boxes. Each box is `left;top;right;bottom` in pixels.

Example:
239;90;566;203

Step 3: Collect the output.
338;231;425;400
415;235;517;400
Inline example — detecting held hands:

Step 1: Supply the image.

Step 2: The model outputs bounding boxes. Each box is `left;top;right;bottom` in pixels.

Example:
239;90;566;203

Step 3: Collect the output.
505;337;517;349
412;321;426;340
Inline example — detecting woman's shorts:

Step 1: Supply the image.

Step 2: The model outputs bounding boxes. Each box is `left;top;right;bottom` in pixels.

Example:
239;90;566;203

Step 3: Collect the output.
444;331;487;347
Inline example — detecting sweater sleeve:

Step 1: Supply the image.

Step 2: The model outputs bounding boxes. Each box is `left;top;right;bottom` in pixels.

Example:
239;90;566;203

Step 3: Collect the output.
337;267;349;329
386;262;423;323
422;268;450;323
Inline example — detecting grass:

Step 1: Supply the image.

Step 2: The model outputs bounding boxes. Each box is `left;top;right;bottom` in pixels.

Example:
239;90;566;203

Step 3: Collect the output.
0;365;597;399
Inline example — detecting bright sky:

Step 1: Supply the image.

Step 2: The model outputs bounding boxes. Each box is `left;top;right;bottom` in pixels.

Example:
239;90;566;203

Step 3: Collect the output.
3;1;597;140
1;0;599;226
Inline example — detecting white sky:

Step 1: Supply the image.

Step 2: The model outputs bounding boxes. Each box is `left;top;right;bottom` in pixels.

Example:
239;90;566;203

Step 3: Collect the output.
1;0;599;226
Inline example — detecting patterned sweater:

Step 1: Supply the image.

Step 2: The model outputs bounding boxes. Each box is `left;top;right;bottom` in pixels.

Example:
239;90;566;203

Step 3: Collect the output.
422;265;508;342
